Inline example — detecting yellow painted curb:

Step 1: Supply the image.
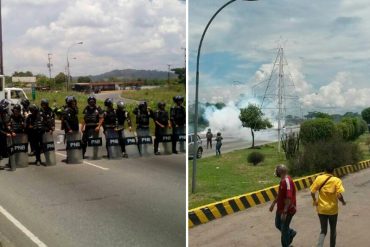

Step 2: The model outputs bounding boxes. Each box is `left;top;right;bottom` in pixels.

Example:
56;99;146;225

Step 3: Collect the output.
189;160;370;228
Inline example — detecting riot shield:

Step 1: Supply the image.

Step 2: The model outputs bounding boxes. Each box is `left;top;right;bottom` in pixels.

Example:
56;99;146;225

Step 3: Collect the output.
7;136;16;171
122;129;140;158
65;131;83;164
86;128;102;160
42;132;56;166
175;126;186;153
8;133;29;169
158;128;172;155
136;128;153;157
105;128;121;160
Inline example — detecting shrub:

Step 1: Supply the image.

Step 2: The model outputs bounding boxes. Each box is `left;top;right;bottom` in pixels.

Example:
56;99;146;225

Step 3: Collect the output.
247;152;265;166
300;118;337;144
288;136;362;176
281;132;300;159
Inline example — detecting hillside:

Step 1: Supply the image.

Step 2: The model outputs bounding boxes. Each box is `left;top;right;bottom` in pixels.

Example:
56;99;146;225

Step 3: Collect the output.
88;69;177;81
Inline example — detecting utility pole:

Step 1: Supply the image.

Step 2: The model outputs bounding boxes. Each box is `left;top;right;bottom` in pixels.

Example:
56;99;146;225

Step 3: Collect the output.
47;53;53;81
0;0;4;75
167;64;171;85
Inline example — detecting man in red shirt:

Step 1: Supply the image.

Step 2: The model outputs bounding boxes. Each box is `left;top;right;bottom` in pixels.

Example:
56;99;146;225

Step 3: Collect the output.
269;164;297;247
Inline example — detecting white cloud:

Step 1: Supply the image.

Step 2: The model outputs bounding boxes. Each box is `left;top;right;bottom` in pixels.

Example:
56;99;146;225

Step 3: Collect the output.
2;0;185;76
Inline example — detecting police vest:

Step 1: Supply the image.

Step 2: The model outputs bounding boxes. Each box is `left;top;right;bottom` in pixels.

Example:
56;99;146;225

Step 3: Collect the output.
10;115;25;133
40;108;55;129
104;110;117;128
29;114;45;131
84;106;100;126
136;111;150;127
155;110;168;126
64;108;79;131
171;106;186;126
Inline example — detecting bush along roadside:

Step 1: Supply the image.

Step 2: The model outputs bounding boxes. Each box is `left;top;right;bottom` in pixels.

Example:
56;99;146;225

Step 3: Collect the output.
286;116;367;176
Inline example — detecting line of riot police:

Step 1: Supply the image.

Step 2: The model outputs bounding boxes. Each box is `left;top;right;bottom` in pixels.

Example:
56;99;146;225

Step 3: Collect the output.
0;94;186;169
0;98;56;170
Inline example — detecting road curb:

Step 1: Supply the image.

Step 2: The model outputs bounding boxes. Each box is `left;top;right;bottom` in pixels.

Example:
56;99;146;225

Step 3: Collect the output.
188;160;370;228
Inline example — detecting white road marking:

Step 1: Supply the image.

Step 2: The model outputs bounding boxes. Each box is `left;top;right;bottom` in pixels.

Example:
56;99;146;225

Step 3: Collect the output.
55;152;109;171
0;205;48;247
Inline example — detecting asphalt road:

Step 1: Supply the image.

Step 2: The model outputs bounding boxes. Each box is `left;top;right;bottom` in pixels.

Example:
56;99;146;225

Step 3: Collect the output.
0;131;185;247
189;168;370;247
94;91;138;104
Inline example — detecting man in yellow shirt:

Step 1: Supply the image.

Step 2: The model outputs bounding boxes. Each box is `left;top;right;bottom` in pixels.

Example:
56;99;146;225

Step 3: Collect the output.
310;166;346;247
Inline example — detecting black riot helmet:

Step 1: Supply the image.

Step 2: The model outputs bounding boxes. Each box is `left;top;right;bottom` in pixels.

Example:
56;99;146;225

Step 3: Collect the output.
40;98;49;108
20;98;30;108
29;104;39;114
116;100;125;110
88;95;96;107
104;98;113;108
138;101;147;110
66;96;76;107
12;104;22;113
157;101;166;110
173;95;184;104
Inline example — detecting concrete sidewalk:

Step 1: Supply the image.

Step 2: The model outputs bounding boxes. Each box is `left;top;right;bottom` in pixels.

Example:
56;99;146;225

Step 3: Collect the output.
189;168;370;247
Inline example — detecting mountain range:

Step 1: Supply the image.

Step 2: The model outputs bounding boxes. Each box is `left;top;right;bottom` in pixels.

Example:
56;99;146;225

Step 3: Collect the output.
88;69;176;81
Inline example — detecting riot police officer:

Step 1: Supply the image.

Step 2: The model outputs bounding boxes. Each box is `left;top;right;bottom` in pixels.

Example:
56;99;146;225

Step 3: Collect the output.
170;95;186;154
20;98;31;118
103;98;119;158
133;101;153;131
62;96;79;133
26;104;45;165
0;102;11;164
153;102;171;155
81;96;103;158
116;100;132;158
40;99;55;133
9;104;25;135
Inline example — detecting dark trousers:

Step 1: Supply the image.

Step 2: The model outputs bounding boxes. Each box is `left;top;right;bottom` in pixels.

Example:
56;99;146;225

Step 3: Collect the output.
216;143;222;156
0;134;8;159
118;129;126;153
82;126;96;156
207;139;212;149
154;127;164;153
29;130;44;162
275;212;296;247
172;126;179;152
318;214;338;247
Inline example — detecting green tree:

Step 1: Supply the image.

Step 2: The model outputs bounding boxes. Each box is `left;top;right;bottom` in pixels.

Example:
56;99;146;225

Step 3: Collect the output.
239;104;272;148
77;76;92;83
361;107;370;124
54;72;67;85
171;68;185;84
12;71;33;77
300;118;337;144
36;74;51;87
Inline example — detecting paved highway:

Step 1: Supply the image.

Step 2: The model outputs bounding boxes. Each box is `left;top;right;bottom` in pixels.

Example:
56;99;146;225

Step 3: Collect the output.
0;130;185;247
189;168;370;247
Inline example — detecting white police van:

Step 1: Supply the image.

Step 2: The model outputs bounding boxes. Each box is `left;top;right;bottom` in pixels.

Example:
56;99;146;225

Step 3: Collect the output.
0;75;28;106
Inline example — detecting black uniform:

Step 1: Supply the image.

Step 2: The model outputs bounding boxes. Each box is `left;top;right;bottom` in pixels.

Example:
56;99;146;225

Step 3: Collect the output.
40;106;55;132
0;110;10;159
26;112;45;164
116;108;132;153
133;107;153;130
153;109;170;154
103;108;118;157
62;107;79;133
82;106;103;156
170;105;186;153
9;114;25;134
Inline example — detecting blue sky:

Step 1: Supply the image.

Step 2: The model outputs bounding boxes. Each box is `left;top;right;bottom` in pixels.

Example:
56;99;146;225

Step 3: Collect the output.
188;0;370;113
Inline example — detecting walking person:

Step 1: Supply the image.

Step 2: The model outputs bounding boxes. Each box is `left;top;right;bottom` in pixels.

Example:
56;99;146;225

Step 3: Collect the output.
269;164;297;247
206;128;213;149
215;132;223;156
310;166;346;247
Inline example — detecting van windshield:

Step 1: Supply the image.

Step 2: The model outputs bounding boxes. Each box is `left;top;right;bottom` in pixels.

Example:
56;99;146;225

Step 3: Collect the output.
10;90;26;99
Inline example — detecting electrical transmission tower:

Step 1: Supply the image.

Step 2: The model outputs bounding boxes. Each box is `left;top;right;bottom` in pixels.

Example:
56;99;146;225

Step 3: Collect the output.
253;45;302;152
